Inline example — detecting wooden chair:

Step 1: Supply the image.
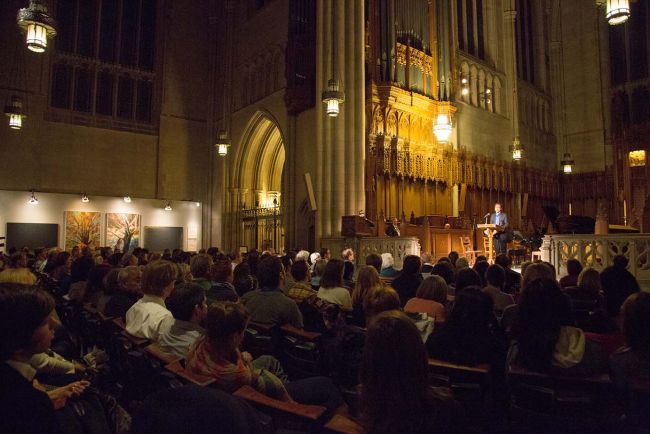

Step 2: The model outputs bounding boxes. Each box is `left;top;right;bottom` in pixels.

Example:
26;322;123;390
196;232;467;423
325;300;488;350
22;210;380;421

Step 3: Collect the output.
243;321;279;359
279;325;323;379
165;360;216;387
323;414;362;434
460;236;482;265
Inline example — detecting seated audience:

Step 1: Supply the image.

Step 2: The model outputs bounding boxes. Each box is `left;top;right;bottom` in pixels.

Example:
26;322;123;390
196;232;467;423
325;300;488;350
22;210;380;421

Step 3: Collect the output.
404;275;448;323
392;255;423;306
232;262;257;297
187;302;342;410
126;260;177;340
427;287;506;371
351;265;382;327
380;253;398;277
241;256;303;328
311;258;326;289
560;259;582;288
67;255;96;302
0;284;91;433
509;278;607;377
342;260;355;290
610;292;650;389
431;261;456;289
565;267;604;305
482;264;515;316
495;253;521;294
472;260;489;287
207;259;238;303
420;252;434;275
364;286;401;323
455;267;482;293
132;385;262;434
317;259;352;310
285;260;316;302
600;255;640;321
365;253;382;274
159;283;207;358
360;310;464;434
448;251;459;267
0;267;37;285
104;266;142;319
84;263;111;307
190;254;213;292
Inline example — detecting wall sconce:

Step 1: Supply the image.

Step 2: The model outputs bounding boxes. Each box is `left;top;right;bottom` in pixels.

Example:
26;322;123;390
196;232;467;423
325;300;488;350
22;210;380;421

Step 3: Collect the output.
17;0;57;53
28;189;38;205
479;88;492;104
123;195;132;203
164;202;172;211
81;193;89;203
460;76;469;96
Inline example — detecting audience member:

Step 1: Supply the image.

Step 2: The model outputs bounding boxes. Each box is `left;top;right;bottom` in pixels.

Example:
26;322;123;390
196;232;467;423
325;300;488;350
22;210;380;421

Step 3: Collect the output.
455;267;482;293
342;260;355;290
281;255;294;291
610;292;650;389
431;262;455;288
159;283;207;358
405;275;448;323
380;253;398;277
104;266;142;319
0;267;37;285
207;260;238;304
600;255;640;319
126;260;177;340
320;248;332;261
521;262;555;291
448;251;459;267
360;310;464;434
420;252;434;274
455;257;470;271
285;260;316;302
351;266;382;327
564;267;604;307
342;247;355;263
392;255;423;306
241;256;303;328
67;255;96;302
363;286;401;323
311;259;327;289
232;263;256;297
560;259;582;288
365;253;382;274
190;254;213;292
317;259;352;310
472;260;489;287
295;250;310;264
483;264;515;316
495;253;521;294
84;263;111;307
509;278;607;377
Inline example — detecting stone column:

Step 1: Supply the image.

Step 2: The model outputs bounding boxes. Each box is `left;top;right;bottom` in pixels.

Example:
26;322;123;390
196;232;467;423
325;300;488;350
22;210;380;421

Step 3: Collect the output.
503;2;519;140
315;0;365;243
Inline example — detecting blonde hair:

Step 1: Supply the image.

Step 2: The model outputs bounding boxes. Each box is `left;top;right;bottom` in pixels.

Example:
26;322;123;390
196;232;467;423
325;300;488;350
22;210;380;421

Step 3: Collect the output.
141;260;177;296
0;268;37;285
353;266;382;306
416;275;448;304
577;267;601;294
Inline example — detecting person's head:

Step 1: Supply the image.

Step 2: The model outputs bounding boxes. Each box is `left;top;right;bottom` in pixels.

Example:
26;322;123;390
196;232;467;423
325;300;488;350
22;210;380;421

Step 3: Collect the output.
621;292;650;354
205;302;249;350
577;267;601;294
190;254;213;280
566;259;583;277
343;261;355;281
446;286;494;334
118;265;142;293
280;256;292;275
102;268;121;296
495;254;511;269
363;287;401;321
295;250;310;263
485;264;505;289
8;252;27;268
141;260;177;298
613;254;629;269
365;253;382;274
313;259;327;277
309;252;321;265
320;258;344;289
211;259;233;284
455;257;470;270
494;203;502;213
360;310;430;433
380;253;394;270
229;250;242;264
0;284;56;361
416;275;448;304
472;260;489;287
70;255;95;283
431;262;455;286
35;247;47;260
521;262;555;293
232;262;256;296
54;251;72;269
353;266;382;306
290;260;310;283
520;260;533;277
401;255;422;275
420;252;432;265
257;256;284;289
514;278;572;372
455;267;482;292
448;251;459;266
0;268;37;285
166;283;207;325
342;248;355;262
320;248;331;260
120;253;138;267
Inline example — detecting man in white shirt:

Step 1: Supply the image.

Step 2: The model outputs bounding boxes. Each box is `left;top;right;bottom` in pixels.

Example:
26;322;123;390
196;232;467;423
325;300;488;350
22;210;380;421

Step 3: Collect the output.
126;260;177;341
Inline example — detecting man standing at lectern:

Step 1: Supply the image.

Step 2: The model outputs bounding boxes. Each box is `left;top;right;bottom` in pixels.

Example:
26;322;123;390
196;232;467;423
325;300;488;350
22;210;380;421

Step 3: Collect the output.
490;203;509;255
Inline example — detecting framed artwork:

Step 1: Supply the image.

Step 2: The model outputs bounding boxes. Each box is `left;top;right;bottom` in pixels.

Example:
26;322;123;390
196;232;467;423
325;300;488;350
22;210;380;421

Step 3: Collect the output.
106;213;141;252
64;211;101;251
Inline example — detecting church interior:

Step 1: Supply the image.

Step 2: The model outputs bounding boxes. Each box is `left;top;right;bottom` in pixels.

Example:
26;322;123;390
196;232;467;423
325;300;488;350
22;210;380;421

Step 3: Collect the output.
0;0;649;432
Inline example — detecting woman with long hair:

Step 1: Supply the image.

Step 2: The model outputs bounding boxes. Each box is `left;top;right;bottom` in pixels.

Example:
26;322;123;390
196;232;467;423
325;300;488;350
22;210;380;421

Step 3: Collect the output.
360;310;463;433
317;259;352;310
350;266;382;326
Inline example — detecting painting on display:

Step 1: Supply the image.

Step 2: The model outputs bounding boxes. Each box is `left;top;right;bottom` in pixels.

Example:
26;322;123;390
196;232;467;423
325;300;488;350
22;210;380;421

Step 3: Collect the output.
64;211;101;251
106;213;141;252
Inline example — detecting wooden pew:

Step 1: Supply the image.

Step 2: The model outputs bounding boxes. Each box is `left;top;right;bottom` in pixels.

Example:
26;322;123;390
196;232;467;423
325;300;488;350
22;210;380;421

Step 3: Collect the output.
112;317;150;347
144;343;182;365
164;360;216;387
234;385;326;422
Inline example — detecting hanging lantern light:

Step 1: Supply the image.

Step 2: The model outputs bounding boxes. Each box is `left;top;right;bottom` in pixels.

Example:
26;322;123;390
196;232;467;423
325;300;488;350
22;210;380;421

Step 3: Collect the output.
605;0;630;25
164;202;172;211
28;190;38;205
215;130;231;157
433;113;453;143
4;96;25;130
561;152;575;174
81;193;89;203
510;138;523;161
17;0;57;53
322;79;345;117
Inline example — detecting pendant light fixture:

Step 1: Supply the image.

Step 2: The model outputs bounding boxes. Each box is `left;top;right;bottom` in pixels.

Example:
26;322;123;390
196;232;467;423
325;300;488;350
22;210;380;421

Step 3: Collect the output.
510;138;523;161
561;152;574;174
17;0;57;53
215;130;231;157
433;113;453;143
605;0;630;25
4;96;25;129
321;0;344;117
28;189;38;205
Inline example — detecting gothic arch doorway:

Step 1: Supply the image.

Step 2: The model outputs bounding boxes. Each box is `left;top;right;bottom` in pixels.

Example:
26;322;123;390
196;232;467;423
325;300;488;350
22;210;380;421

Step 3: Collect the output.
229;111;285;253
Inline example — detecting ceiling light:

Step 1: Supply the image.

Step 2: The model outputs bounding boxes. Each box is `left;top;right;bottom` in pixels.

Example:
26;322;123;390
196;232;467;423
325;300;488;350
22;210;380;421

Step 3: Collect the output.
123;195;131;203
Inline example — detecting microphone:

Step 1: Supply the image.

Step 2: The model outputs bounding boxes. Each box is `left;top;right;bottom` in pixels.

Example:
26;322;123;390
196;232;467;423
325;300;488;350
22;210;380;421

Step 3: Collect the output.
483;213;490;219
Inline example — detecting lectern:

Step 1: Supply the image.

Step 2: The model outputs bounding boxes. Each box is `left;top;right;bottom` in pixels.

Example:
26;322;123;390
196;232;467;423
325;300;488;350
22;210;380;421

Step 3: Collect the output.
476;223;504;263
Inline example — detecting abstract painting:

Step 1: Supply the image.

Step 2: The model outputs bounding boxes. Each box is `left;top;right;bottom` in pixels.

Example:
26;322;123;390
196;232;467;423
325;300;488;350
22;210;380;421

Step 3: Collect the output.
106;213;141;252
64;211;101;251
